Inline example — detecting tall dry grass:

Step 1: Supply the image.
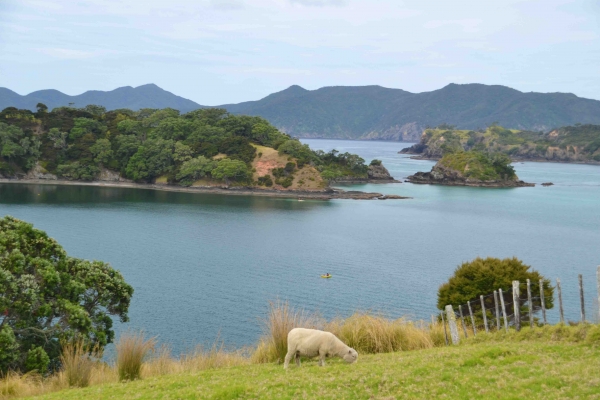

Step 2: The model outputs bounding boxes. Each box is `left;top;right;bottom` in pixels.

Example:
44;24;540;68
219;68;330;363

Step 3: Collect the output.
252;300;322;363
325;312;436;353
115;332;156;381
59;340;100;388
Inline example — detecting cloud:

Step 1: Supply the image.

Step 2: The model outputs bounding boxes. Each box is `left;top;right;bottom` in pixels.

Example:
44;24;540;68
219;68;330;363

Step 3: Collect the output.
289;0;348;7
36;48;110;59
209;0;244;10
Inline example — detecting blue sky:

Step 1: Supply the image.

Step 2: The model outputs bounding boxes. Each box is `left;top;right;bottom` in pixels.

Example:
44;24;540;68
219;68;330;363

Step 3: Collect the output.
1;0;598;105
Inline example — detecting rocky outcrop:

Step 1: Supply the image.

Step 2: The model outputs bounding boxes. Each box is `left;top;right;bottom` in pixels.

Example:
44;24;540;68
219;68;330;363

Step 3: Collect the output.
25;163;57;180
98;168;131;182
367;163;394;180
406;164;534;187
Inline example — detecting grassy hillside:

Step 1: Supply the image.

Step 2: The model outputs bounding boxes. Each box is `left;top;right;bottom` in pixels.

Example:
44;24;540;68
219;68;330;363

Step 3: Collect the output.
403;124;600;163
30;336;600;399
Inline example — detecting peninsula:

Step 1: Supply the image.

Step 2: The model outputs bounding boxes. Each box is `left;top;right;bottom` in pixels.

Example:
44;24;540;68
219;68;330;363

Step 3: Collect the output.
0;105;403;200
401;124;600;165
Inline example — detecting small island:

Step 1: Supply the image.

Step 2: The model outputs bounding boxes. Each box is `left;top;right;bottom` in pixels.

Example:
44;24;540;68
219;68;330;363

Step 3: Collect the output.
406;150;534;187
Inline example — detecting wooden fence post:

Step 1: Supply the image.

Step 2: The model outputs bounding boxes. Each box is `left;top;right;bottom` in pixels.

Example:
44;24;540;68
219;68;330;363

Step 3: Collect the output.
539;278;547;324
494;290;501;330
459;306;468;338
513;281;521;331
579;274;585;323
445;305;460;345
597;266;600;323
557;278;564;323
499;288;508;332
527;279;533;328
480;295;489;333
441;312;449;346
467;301;477;336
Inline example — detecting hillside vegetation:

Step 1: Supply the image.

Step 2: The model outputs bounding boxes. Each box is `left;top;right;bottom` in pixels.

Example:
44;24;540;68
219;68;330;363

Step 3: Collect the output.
0;105;372;189
26;328;600;399
402;124;600;163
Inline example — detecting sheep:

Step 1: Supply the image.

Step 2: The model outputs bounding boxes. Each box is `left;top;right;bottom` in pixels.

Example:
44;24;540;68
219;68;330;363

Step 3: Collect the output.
283;328;358;369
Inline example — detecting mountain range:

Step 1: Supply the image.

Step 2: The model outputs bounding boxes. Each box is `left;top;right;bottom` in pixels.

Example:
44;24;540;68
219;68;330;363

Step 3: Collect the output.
3;83;600;141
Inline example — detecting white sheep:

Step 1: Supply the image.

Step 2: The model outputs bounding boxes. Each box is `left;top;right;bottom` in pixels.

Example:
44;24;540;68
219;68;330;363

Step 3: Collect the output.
283;328;358;369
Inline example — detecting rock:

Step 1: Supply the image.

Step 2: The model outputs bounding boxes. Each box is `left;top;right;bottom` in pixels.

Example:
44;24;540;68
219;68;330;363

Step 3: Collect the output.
541;182;554;186
98;168;131;182
367;164;394;180
25;162;57;180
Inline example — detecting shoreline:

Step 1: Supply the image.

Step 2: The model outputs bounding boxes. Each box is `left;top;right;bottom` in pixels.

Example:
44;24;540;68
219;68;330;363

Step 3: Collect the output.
405;154;600;166
0;179;410;201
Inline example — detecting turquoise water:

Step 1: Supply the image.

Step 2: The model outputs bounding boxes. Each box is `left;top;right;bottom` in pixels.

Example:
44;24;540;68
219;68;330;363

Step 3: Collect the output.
0;139;598;354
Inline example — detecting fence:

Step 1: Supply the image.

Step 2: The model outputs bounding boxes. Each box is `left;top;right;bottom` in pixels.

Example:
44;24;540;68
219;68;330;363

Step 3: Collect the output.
438;266;600;345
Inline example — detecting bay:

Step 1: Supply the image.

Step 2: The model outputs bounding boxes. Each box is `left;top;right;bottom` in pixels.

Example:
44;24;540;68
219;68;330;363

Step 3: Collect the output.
0;139;599;354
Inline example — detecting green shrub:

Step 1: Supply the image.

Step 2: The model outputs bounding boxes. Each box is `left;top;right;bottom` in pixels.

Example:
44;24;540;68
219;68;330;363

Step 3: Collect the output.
437;257;553;325
25;347;50;374
370;159;382;166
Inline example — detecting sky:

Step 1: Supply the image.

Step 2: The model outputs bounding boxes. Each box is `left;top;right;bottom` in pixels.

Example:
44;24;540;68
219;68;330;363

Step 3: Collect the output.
0;0;599;105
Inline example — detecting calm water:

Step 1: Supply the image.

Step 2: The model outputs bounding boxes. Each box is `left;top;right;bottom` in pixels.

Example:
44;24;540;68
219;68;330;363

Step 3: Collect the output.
1;139;599;354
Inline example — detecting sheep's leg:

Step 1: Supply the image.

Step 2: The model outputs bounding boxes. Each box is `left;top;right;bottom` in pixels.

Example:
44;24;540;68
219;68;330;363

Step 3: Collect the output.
318;350;326;367
295;352;301;366
284;349;295;369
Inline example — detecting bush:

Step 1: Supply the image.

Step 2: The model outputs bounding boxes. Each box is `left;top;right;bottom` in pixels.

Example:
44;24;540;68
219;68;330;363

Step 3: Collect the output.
284;162;296;173
257;175;273;187
370;159;382;166
437;257;553;324
25;347;50;374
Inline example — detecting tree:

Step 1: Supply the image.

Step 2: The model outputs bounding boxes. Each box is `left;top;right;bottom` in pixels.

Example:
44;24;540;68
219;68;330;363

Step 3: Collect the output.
125;138;175;182
437;257;553;323
90;138;113;165
176;156;216;186
211;158;250;184
48;128;68;150
36;103;48;114
0;216;133;373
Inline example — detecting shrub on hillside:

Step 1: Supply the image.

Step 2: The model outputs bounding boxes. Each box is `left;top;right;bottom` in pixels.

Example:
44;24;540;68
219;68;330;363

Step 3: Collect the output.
437;257;553;324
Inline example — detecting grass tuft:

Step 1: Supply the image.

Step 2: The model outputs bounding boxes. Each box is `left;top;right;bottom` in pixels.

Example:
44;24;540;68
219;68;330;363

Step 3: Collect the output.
59;340;99;388
115;332;156;381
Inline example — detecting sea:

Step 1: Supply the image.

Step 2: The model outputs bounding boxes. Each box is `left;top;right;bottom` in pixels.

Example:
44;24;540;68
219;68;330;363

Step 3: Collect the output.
0;139;598;354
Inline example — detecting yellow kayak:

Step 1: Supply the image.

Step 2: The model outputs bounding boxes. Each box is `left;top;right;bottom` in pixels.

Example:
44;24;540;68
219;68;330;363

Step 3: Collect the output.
321;274;332;279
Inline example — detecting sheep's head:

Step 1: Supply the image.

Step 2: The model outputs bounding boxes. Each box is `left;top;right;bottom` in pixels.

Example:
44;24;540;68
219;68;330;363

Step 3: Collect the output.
343;348;358;364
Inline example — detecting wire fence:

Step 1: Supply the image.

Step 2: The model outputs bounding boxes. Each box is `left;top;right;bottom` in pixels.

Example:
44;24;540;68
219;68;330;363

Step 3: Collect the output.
438;272;596;345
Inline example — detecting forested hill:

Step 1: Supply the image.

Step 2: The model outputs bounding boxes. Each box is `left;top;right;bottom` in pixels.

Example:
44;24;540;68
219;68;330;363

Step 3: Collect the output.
224;84;600;141
0;105;373;189
4;83;600;142
0;84;203;114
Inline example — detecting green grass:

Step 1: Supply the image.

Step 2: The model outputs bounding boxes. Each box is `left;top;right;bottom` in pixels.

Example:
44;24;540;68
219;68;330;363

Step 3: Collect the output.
30;338;600;399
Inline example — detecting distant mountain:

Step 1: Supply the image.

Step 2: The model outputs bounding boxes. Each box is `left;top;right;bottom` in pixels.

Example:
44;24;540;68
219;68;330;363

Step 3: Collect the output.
3;83;600;142
222;84;600;141
0;84;203;113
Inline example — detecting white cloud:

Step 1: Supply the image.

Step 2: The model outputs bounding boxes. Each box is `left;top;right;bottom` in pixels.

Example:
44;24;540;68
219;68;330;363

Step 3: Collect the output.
209;0;245;10
288;0;348;6
36;48;111;59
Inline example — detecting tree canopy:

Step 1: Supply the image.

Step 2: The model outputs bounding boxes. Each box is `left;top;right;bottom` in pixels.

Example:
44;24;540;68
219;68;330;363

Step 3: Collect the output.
0;216;133;374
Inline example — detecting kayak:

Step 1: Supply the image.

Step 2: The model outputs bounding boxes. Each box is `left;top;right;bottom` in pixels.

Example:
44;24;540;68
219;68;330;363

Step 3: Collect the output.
321;275;332;279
